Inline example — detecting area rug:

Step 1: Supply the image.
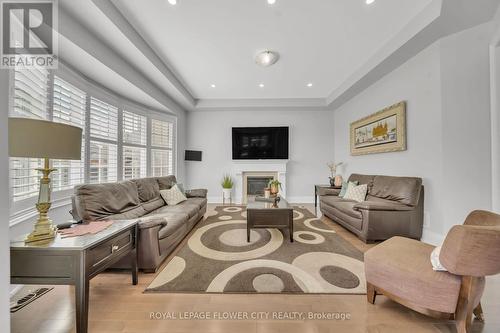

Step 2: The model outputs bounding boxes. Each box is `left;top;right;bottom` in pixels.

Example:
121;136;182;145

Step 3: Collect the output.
145;206;366;294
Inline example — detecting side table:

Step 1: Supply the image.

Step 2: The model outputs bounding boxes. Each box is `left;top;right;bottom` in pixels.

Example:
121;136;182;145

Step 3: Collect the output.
10;219;138;333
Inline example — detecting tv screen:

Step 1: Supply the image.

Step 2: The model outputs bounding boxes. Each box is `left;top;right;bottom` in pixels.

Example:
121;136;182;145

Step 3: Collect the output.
232;127;289;160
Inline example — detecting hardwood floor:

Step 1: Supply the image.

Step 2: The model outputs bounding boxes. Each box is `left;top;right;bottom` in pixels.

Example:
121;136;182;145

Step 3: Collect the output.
10;204;500;333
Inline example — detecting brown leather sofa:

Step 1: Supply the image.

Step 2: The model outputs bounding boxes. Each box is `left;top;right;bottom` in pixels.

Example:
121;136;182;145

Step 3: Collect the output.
365;210;500;333
319;173;424;242
71;175;207;272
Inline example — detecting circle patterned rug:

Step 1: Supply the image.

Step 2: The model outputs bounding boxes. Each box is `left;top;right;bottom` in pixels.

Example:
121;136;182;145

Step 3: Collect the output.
145;206;366;294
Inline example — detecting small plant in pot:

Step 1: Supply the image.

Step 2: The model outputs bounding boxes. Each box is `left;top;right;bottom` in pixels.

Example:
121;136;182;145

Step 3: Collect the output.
221;174;233;199
268;179;282;196
327;161;343;186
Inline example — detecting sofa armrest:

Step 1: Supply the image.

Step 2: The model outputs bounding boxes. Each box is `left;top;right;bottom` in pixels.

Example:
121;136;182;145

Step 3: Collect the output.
138;217;168;230
185;189;208;198
354;201;413;211
317;188;341;196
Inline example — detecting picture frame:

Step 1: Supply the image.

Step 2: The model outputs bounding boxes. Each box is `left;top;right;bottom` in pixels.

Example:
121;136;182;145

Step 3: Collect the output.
350;101;407;156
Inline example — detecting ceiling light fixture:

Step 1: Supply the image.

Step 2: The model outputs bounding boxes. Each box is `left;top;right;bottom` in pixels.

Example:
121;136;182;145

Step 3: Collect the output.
366;0;375;4
168;0;177;5
267;0;276;4
307;83;313;87
259;83;265;88
255;50;280;67
210;84;216;88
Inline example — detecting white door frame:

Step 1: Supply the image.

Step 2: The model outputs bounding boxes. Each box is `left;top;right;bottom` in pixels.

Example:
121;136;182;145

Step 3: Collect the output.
490;8;500;212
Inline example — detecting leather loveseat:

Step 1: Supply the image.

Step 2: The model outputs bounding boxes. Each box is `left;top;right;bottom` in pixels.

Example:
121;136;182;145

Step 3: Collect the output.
71;175;207;272
319;173;424;243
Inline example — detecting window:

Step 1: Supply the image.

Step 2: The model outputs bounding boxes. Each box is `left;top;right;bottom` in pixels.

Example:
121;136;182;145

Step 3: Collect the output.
10;67;49;201
9;66;177;215
89;141;118;183
123;111;147;145
51;76;86;191
151;119;174;176
89;97;118;184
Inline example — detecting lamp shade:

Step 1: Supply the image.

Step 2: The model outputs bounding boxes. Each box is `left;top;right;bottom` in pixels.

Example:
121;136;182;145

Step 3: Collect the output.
9;118;82;160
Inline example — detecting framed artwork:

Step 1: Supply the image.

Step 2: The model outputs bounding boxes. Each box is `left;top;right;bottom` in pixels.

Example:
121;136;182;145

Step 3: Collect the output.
350;101;406;156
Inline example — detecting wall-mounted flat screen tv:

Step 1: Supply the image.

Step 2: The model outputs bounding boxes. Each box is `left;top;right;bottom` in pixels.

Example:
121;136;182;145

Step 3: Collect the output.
232;127;289;160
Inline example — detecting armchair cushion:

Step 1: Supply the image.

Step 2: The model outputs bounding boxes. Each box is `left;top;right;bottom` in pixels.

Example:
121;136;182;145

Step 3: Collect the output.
365;236;462;313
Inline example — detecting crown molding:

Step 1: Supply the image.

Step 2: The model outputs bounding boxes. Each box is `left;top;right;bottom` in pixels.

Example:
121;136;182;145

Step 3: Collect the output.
93;0;196;109
194;98;331;112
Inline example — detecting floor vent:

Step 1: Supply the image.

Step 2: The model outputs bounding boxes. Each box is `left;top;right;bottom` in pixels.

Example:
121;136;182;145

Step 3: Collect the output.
10;287;53;313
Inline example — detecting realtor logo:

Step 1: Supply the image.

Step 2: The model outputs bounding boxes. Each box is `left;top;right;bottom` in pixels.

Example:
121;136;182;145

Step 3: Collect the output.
1;0;58;68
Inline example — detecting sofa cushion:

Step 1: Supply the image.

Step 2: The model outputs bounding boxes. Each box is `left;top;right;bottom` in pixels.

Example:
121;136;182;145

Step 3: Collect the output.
106;206;147;221
74;181;140;221
370;175;422;206
365;236;462;313
157;213;189;239
186;197;208;210
132;177;160;202
154;201;199;219
331;200;363;219
157;175;177;190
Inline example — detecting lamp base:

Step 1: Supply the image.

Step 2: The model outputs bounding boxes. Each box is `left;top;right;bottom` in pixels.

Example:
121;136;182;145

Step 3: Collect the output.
25;217;58;243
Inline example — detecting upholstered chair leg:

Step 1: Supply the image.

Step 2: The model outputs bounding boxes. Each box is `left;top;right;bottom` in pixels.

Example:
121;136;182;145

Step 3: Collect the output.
473;303;485;322
367;282;376;304
455;276;477;333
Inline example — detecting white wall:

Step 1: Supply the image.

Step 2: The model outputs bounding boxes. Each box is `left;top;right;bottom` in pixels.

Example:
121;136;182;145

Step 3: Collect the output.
185;110;335;203
1;69;11;331
333;42;445;243
333;22;495;244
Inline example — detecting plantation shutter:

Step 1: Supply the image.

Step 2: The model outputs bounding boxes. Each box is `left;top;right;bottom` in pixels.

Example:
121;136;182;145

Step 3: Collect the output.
51;76;86;190
10;67;49;201
150;119;174;176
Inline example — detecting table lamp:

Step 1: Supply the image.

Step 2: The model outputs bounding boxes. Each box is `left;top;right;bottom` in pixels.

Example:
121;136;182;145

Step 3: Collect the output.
9;118;83;243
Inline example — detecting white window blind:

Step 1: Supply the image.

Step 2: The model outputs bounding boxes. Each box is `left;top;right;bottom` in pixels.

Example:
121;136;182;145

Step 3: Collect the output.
10;67;49;201
123;146;147;180
151;119;173;148
51;76;86;191
89;141;117;184
151;149;172;177
123;111;147;145
90;97;118;141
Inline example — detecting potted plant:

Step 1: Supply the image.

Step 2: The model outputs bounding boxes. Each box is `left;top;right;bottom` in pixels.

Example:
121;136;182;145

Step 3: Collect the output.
268;179;282;196
221;174;234;200
327;162;343;186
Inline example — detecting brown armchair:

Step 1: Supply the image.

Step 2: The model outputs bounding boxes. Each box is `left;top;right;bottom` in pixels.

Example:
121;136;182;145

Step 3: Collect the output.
364;210;500;333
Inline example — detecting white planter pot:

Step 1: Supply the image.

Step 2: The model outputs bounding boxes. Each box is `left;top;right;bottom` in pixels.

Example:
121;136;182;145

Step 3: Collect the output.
222;188;232;199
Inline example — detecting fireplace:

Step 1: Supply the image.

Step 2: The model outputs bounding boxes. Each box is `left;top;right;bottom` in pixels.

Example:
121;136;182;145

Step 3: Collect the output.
231;160;288;204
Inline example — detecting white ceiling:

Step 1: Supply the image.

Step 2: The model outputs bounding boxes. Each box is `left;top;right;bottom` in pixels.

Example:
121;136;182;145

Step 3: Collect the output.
112;0;433;99
56;0;499;112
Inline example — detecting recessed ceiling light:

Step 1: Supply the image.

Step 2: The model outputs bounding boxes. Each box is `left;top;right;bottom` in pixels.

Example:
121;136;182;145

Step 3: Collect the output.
255;50;280;67
259;83;265;88
366;0;375;4
307;83;313;87
267;0;276;4
210;84;216;88
168;0;177;5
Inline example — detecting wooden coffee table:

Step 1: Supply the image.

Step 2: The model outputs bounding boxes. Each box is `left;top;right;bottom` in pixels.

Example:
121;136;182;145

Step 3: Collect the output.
246;198;294;242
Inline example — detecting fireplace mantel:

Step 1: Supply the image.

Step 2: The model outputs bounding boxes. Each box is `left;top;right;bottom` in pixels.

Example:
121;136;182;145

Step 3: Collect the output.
232;160;288;204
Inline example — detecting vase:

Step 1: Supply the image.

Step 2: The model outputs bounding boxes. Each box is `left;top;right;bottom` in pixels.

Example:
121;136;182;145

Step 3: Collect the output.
334;175;343;187
222;188;232;199
329;177;335;186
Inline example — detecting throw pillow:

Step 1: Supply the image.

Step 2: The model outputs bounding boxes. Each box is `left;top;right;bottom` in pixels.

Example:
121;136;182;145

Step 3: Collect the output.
339;181;359;198
174;182;185;195
343;183;368;203
430;245;447;271
160;184;187;206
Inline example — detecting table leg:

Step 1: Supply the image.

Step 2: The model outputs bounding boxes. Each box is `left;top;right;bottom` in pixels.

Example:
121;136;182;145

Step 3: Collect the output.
314;186;317;208
75;254;89;333
290;210;294;242
130;226;138;285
